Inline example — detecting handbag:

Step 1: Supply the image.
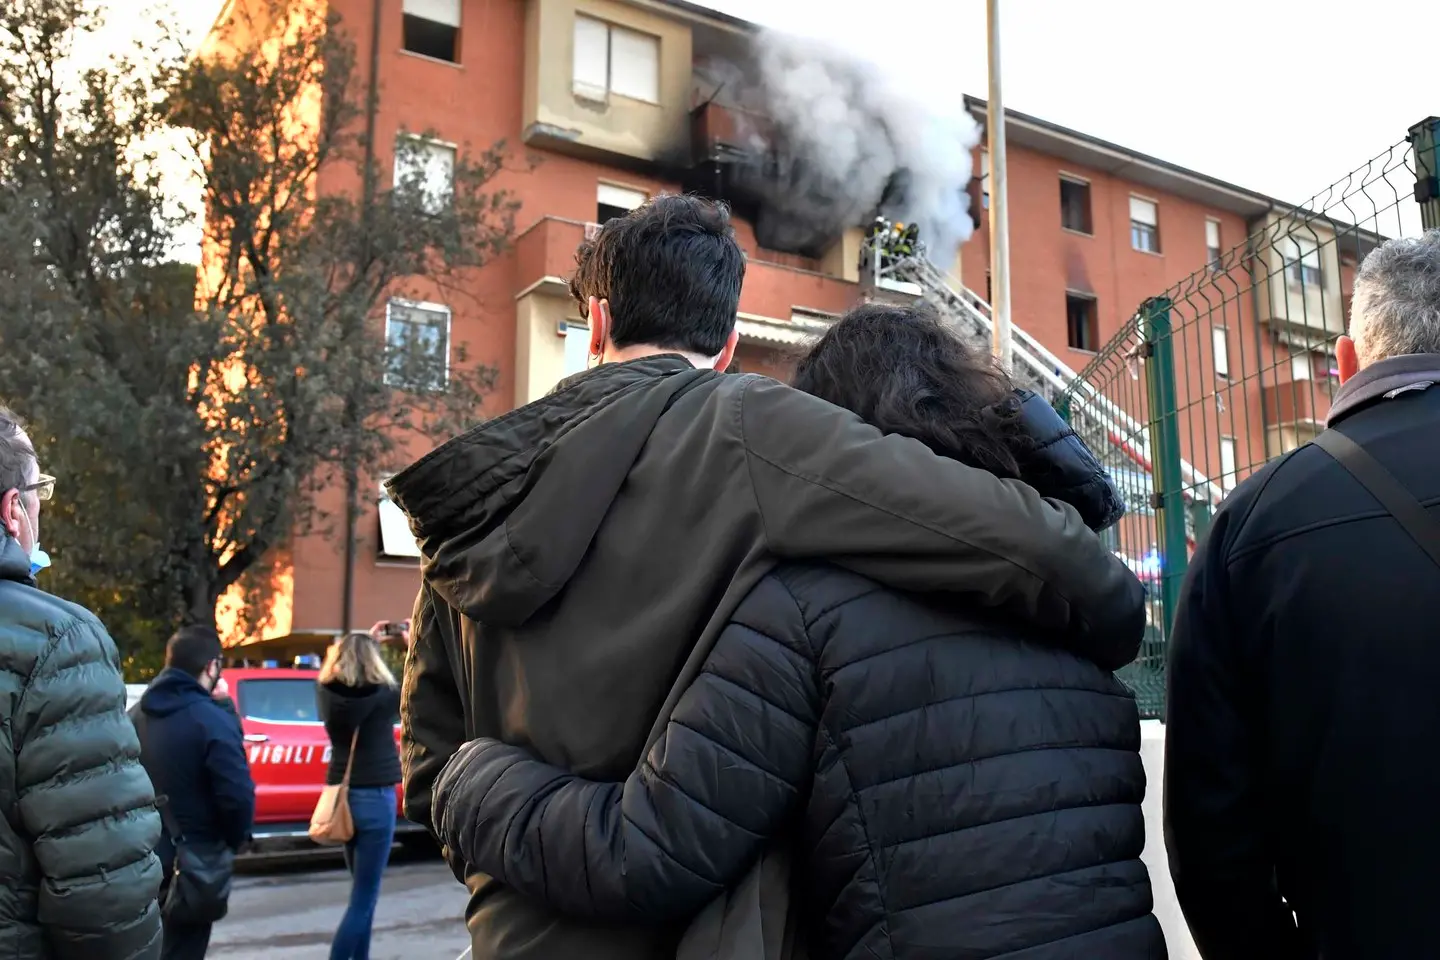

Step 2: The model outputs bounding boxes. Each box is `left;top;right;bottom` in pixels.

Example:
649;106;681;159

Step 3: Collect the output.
157;797;235;925
309;730;359;845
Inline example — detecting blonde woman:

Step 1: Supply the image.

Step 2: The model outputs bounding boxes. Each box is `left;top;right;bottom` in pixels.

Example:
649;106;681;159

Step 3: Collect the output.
317;632;401;960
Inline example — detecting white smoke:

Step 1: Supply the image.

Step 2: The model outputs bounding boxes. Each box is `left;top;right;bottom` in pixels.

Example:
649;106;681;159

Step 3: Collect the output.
693;6;981;265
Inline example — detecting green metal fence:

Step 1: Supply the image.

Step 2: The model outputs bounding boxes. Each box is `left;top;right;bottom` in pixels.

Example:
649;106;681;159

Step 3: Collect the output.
1058;129;1431;718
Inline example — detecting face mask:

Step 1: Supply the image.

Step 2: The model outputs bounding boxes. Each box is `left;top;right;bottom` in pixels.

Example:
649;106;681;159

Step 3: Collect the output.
17;499;50;577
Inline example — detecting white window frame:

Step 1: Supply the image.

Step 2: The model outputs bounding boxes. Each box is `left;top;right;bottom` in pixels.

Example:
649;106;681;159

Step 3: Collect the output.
572;15;660;105
377;476;421;560
404;0;460;26
1212;326;1230;379
979;149;990;209
561;321;591;377
1129;195;1160;254
1206;218;1222;271
1219;437;1238;491
393;133;456;215
384;298;452;390
1283;234;1323;290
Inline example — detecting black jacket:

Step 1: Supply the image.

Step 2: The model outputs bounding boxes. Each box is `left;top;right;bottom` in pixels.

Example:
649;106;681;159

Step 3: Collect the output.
1165;359;1440;959
0;533;164;960
388;357;1144;960
317;681;402;788
432;563;1163;960
136;668;256;851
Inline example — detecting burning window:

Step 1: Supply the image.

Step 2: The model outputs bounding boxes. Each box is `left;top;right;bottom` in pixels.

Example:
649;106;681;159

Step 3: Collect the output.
1066;293;1099;352
1130;196;1160;253
403;0;460;63
1059;176;1092;234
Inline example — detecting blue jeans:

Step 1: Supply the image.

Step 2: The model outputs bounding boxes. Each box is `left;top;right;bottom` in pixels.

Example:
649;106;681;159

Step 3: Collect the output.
330;786;397;960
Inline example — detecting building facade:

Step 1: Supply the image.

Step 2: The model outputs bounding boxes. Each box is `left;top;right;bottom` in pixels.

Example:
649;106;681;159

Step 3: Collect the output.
205;0;1364;652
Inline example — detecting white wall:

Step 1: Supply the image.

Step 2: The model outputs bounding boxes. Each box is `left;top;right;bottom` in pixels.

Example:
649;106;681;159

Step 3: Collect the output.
1140;720;1201;959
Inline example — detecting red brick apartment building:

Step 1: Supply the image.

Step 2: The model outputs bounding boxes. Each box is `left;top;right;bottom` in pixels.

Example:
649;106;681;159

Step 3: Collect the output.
206;0;1369;653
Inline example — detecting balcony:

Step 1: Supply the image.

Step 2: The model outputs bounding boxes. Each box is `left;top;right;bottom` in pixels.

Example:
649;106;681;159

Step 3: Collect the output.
513;216;860;319
520;0;695;165
1263;375;1334;456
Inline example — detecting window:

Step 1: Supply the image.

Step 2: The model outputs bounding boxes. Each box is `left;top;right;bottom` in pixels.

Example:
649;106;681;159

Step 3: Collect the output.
394;135;456;215
1066;293;1099;352
403;0;460;62
573;15;660;104
562;322;591;376
236;679;320;724
978;150;990;210
1212;326;1230;378
378;478;421;560
384;300;450;390
1284;235;1322;289
597;183;647;225
1219;437;1237;491
1130;196;1160;253
1059;176;1092;234
1206;219;1222;272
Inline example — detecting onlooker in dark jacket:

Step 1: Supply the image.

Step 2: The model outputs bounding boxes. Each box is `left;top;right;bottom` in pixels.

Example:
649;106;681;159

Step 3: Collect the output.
429;304;1163;960
388;197;1143;960
1165;230;1440;960
0;407;164;959
317;632;402;960
136;627;256;960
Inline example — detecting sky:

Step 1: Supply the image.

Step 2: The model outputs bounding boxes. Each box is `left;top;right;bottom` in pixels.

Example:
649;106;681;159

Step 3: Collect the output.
110;0;1435;245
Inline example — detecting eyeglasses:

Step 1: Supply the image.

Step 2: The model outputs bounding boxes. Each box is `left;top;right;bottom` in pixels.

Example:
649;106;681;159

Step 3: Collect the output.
19;475;55;502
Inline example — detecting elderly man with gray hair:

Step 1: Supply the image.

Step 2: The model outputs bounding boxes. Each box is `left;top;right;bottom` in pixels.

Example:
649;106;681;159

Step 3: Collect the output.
1165;230;1440;960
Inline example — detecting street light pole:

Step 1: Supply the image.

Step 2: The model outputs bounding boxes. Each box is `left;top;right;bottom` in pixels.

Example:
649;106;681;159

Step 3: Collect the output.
986;0;1013;372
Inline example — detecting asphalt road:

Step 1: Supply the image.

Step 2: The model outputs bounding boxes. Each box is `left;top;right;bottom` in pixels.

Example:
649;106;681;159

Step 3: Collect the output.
209;848;471;959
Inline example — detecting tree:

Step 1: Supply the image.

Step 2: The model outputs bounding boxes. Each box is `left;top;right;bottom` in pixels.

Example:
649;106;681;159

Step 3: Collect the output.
0;0;518;661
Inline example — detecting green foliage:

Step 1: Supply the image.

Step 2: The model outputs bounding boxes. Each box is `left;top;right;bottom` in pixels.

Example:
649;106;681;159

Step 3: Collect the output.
0;0;518;654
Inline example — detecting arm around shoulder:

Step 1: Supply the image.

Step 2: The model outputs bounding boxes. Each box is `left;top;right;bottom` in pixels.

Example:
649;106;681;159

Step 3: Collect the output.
738;376;1144;654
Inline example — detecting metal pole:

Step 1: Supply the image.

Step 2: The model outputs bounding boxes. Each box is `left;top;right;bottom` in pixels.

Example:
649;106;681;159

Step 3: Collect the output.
986;0;1013;372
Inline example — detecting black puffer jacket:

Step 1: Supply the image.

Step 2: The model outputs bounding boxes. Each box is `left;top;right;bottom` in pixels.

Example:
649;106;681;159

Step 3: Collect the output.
429;405;1163;959
1;532;163;959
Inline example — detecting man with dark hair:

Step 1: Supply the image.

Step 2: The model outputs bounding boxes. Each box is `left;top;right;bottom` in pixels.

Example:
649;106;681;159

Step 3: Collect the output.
390;195;1141;960
0;406;164;959
134;626;255;960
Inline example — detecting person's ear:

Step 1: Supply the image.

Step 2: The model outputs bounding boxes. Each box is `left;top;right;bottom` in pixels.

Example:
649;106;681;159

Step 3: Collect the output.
1336;335;1359;384
713;328;740;372
588;297;610;359
0;489;16;540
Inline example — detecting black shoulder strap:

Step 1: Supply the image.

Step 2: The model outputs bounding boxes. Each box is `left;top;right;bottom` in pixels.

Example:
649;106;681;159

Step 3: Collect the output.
1312;428;1440;569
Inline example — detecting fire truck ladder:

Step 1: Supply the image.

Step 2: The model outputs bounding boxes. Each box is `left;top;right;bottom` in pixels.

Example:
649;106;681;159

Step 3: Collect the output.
870;245;1224;520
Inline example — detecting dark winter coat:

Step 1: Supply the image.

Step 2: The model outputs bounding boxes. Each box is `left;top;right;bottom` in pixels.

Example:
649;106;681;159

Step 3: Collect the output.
426;394;1163;959
317;681;401;788
387;356;1144;960
0;531;164;960
136;668;256;851
1166;356;1440;959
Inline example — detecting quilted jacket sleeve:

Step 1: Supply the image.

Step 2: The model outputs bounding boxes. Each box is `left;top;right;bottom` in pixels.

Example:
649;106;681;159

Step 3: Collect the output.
14;613;163;960
431;575;819;921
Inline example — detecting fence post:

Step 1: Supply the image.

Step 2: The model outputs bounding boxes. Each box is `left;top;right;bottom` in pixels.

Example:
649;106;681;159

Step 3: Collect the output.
1141;296;1189;635
1411;117;1440;231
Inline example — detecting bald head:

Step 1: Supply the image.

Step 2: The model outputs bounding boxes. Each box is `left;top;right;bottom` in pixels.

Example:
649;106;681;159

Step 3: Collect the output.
1349;230;1440;368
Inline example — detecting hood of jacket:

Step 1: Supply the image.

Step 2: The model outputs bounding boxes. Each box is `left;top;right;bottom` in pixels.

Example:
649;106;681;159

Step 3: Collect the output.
320;681;394;722
1013;390;1126;533
0;529;35;586
387;355;716;630
140;667;214;718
